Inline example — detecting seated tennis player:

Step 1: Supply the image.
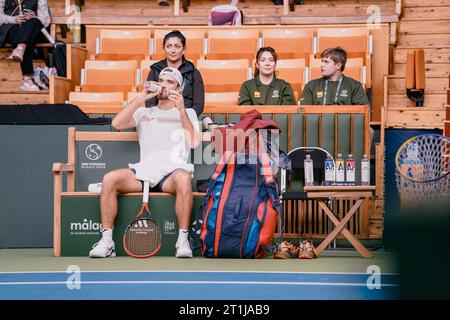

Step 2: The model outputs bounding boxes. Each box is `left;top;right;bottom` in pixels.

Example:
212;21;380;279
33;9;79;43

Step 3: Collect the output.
89;67;201;259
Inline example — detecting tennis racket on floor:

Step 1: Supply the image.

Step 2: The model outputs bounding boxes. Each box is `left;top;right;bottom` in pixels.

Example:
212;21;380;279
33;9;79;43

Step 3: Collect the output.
123;181;162;258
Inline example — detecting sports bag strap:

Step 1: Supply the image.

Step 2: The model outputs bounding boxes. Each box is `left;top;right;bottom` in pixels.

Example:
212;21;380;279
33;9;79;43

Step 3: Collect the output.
211;150;235;180
259;152;276;185
190;151;235;252
258;152;283;251
265;182;283;251
189;204;205;253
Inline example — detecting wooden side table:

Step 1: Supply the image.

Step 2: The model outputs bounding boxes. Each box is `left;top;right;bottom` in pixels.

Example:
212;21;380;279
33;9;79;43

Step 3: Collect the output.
303;185;376;258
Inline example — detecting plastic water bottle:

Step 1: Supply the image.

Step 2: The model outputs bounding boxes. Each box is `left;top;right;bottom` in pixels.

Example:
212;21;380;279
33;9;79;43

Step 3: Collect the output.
304;154;314;186
324;154;335;182
361;154;370;185
335;153;345;182
346;154;355;183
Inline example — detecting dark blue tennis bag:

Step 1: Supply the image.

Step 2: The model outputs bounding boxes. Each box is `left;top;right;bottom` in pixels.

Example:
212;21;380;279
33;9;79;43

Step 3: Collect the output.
195;151;281;258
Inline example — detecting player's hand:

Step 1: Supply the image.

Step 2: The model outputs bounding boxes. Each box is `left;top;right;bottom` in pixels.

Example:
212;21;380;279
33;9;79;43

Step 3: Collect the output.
168;90;185;110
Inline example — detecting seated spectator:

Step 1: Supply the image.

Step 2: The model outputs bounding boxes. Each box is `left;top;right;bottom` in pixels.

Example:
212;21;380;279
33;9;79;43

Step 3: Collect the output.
0;0;51;92
146;30;205;116
300;47;369;106
238;47;296;105
301;47;374;144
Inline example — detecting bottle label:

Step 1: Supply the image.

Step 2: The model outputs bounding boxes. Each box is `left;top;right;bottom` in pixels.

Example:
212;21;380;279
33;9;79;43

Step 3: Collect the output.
361;161;370;184
336;160;345;182
304;160;314;185
325;159;335;182
346;160;355;182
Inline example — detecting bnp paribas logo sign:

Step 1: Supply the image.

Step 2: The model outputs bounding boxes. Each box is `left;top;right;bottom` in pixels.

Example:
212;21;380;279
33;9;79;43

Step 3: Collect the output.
70;219;102;235
82;143;106;169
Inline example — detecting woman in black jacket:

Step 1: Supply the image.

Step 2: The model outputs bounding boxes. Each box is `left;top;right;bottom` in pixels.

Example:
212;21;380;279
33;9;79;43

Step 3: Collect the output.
145;30;205;116
0;0;50;91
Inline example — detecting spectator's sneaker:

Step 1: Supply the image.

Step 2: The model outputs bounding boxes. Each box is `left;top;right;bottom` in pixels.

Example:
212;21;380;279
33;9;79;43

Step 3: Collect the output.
299;240;317;259
8;46;25;63
158;0;169;6
19;78;40;92
89;238;116;258
176;237;193;258
274;241;299;259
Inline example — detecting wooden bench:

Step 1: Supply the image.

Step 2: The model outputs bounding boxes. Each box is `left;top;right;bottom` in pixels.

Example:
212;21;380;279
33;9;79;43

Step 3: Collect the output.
63;0;297;18
52;127;209;257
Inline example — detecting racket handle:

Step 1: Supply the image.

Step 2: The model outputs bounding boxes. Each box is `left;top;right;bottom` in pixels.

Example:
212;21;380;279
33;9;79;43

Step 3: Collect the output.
143;181;150;203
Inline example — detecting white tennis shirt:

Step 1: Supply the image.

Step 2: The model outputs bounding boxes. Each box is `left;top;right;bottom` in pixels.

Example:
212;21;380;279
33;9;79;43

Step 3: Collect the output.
128;106;200;185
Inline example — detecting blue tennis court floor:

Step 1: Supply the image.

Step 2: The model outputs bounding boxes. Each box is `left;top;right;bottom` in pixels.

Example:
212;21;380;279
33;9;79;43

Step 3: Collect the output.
0;270;400;300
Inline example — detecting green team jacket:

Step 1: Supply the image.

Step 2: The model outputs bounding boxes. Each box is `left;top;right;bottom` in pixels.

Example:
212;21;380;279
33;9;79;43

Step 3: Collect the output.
300;75;369;105
238;77;297;105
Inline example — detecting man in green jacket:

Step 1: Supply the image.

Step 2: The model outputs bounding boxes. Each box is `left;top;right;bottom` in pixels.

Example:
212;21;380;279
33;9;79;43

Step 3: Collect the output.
301;47;374;144
300;47;369;106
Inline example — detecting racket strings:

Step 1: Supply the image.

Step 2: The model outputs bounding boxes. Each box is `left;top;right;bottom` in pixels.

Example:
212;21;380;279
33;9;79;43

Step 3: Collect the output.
398;135;450;181
124;219;162;257
395;134;450;207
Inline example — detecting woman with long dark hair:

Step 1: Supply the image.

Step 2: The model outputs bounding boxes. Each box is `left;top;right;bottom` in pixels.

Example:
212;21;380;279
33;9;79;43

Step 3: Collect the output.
145;30;205;116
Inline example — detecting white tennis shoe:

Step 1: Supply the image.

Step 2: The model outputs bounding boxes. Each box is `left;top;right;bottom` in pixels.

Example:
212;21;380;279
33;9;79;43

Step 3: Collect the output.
89;238;116;258
175;237;193;258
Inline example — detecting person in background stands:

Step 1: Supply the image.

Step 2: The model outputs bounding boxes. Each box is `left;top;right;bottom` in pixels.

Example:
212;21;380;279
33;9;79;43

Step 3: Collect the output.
300;47;369;106
238;47;296;106
300;47;374;145
0;0;50;92
146;30;205;116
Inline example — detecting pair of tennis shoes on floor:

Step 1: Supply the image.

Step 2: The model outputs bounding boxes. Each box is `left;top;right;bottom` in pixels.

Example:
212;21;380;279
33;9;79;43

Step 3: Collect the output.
274;240;317;259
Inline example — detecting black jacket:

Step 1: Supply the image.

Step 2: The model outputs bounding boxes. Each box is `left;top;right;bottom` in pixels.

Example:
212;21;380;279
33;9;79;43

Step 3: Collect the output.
0;0;39;47
145;58;205;116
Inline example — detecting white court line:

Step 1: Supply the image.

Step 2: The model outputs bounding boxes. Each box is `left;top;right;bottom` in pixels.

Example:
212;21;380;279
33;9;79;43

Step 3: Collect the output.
0;280;400;287
0;270;400;275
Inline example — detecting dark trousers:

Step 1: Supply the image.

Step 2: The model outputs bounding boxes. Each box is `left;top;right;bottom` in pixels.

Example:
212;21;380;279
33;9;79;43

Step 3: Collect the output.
5;19;44;76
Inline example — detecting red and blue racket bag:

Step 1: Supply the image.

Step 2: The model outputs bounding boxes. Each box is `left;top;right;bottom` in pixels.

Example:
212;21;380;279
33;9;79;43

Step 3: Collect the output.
197;151;281;258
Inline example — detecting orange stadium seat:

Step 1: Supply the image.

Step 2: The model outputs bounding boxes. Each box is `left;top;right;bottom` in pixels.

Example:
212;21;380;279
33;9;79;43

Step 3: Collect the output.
151;29;205;64
405;49;416;90
309;58;320;81
275;58;307;100
344;57;365;85
262;29;314;63
206;29;260;61
139;59;159;88
95;29;152;62
415;49;425;90
79;60;138;94
205;92;239;107
405;49;426;106
69;92;125;113
197;59;250;93
127;91;141;103
317;27;372;88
